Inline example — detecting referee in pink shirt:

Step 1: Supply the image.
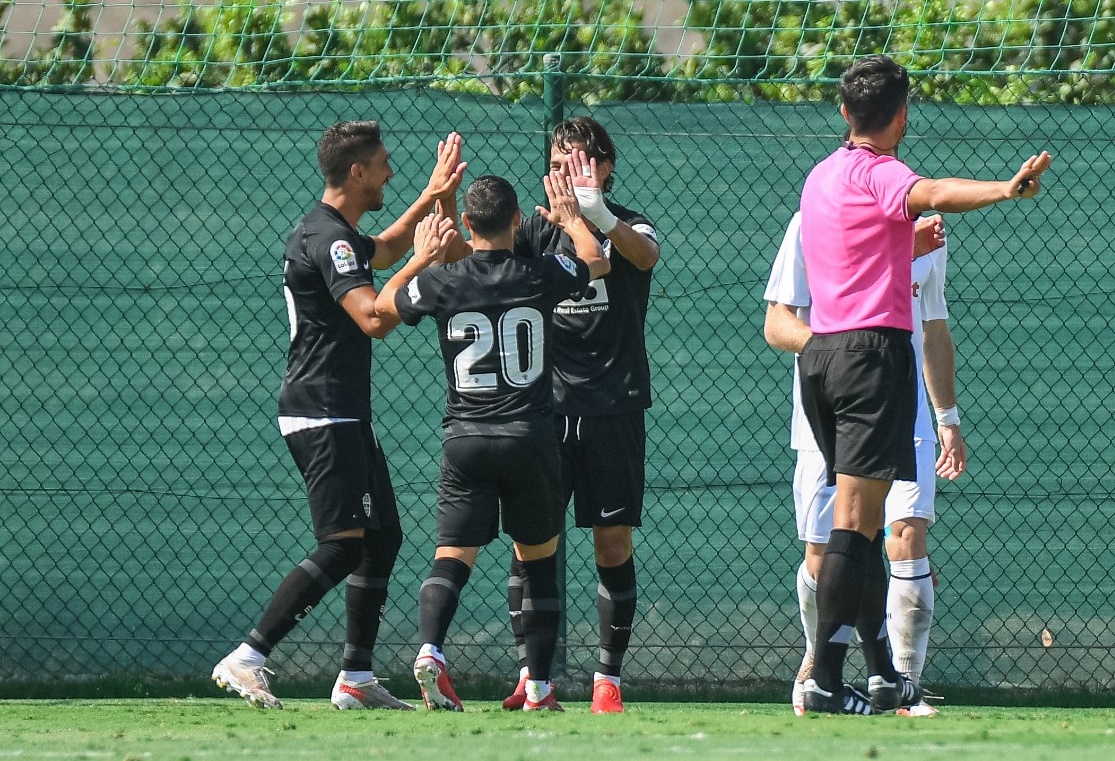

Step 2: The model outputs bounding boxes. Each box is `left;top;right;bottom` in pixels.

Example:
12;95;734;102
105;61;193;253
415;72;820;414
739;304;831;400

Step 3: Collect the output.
797;55;1052;715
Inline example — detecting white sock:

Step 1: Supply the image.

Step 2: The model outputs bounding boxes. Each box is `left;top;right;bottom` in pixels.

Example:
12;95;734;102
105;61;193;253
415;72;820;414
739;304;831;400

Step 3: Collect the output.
887;557;934;683
339;670;373;683
232;643;266;668
593;671;620;688
525;679;552;702
518;666;530;682
418;643;445;664
796;561;819;652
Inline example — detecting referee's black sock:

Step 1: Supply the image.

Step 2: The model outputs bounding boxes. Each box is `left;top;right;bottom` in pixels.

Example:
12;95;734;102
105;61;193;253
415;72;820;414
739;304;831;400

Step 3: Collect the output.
508;554;528;671
812;529;871;692
342;523;402;672
597;556;637;678
857;530;900;681
417;557;472;650
520;553;561;684
247;537;363;656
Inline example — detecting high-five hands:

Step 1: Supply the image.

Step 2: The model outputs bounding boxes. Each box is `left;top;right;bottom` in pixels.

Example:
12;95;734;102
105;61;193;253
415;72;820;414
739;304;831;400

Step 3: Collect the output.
414;211;459;266
425;132;468;200
568;149;617;233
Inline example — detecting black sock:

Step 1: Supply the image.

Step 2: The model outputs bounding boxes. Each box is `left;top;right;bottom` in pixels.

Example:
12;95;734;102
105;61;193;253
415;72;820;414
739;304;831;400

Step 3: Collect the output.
417;557;471;649
343;523;402;672
597;556;637;677
520;554;560;683
857;530;898;680
812;529;871;692
247;537;363;656
508;554;528;671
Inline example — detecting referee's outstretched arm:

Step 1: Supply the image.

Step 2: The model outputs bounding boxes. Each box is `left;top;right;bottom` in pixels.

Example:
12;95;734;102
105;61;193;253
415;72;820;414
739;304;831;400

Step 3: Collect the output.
907;150;1053;216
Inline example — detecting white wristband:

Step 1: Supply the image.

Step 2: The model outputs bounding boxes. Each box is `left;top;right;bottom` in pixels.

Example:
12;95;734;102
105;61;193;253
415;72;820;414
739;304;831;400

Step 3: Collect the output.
572;186;618;233
935;406;960;426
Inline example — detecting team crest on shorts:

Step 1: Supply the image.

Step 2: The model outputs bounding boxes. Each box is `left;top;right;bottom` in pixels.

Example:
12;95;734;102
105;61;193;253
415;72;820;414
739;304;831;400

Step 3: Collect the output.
362;493;372;517
330;240;358;273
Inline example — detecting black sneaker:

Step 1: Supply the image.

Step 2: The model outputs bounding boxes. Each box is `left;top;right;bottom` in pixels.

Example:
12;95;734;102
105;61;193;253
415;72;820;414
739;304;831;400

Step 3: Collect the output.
867;673;923;712
801;679;873;715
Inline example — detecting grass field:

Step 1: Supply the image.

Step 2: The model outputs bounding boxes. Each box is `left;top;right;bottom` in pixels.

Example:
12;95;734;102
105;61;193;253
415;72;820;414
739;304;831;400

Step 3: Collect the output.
2;700;1114;760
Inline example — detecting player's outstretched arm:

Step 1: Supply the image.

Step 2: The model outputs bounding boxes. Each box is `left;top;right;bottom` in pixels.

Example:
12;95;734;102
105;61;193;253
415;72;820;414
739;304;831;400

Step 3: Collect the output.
907;151;1052;217
568;150;659;271
538;169;610;280
371;133;467;269
923;319;967;480
375;212;458;324
764;302;811;354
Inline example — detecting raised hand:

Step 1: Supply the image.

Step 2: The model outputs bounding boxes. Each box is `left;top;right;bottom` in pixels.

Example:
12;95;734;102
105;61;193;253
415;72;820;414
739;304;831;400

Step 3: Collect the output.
1011;150;1053;199
537;168;584;231
413;212;459;267
424;132;468;201
567;148;617;233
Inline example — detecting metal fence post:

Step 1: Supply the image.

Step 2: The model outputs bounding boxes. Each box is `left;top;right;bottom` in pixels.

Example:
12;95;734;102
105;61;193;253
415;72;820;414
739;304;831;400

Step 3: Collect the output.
541;51;567;679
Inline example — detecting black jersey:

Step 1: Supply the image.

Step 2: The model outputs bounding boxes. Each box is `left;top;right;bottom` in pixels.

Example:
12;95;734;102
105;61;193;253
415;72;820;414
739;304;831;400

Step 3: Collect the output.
514;201;657;416
278;202;378;420
394;248;590;440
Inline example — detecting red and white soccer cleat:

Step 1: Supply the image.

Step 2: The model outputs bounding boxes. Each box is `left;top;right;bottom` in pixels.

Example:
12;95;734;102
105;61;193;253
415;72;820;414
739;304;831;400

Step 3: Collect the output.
502;674;529;711
590;678;625;714
413;655;463;712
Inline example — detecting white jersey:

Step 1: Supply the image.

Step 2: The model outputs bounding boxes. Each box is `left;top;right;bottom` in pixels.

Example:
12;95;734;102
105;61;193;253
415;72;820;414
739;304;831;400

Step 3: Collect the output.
763;211;949;452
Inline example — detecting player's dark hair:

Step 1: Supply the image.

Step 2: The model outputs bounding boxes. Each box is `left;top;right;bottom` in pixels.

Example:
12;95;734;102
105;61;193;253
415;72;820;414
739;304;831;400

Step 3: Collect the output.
840;55;909;136
317;120;383;188
463;175;519;237
552;117;617;193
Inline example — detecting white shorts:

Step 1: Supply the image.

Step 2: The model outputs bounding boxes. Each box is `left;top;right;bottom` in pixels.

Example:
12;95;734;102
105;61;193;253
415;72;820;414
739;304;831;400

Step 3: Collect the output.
793;439;936;544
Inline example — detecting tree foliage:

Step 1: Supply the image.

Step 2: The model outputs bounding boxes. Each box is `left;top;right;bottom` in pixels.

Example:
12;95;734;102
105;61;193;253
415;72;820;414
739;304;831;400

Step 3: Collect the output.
1;0;1113;103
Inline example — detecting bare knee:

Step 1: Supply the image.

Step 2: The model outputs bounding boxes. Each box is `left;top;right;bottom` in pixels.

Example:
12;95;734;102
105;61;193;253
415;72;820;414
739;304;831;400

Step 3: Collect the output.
593;525;633;567
515;536;559;562
885;518;928;561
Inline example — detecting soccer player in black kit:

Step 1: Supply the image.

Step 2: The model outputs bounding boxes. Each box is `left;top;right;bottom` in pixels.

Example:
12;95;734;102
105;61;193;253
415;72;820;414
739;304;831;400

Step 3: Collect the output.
374;173;610;712
500;118;660;714
211;120;465;710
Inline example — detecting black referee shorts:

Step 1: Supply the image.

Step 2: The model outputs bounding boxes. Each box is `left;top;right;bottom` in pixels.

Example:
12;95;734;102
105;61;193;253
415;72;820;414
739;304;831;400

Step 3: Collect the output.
436;434;564;548
798;328;917;486
555;412;646;528
283;421;399;539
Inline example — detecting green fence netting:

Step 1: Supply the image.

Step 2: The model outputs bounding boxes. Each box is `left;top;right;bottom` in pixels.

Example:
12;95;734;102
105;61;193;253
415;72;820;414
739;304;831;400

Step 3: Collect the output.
1;1;1114;699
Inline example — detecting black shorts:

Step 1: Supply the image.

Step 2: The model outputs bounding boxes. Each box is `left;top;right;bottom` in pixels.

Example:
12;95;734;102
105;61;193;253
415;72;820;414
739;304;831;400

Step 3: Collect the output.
797;328;917;486
555;411;645;528
283;421;399;540
436;434;564;548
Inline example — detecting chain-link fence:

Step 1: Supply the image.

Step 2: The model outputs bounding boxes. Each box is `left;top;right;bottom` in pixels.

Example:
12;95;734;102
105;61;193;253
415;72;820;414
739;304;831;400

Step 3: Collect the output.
2;3;1114;700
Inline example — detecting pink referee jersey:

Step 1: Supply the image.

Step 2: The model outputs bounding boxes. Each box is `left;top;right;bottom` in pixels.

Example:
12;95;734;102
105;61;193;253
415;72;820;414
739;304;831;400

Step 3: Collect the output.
799;145;923;334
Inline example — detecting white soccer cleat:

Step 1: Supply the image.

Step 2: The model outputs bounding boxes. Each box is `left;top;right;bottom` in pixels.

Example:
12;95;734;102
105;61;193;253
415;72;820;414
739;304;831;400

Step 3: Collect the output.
212;654;282;709
331;674;415;710
791;679;806;716
792;650;812;716
897;700;940;717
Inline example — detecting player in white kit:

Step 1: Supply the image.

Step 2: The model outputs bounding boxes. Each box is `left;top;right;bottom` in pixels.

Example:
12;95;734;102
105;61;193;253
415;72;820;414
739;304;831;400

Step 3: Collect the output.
764;211;967;716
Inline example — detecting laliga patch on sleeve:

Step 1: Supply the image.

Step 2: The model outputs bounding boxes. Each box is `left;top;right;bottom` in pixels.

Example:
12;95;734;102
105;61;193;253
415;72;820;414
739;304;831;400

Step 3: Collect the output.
631;223;657;241
330;239;358;274
554;254;579;277
406;278;422;304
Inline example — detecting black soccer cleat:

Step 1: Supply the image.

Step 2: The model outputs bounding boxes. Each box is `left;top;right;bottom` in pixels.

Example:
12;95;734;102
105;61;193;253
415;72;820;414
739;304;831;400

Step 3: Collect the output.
801;679;874;715
867;673;923;712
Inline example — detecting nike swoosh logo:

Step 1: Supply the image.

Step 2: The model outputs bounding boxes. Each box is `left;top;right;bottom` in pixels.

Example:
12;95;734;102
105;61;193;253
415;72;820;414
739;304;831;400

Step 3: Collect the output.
600;507;625;519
